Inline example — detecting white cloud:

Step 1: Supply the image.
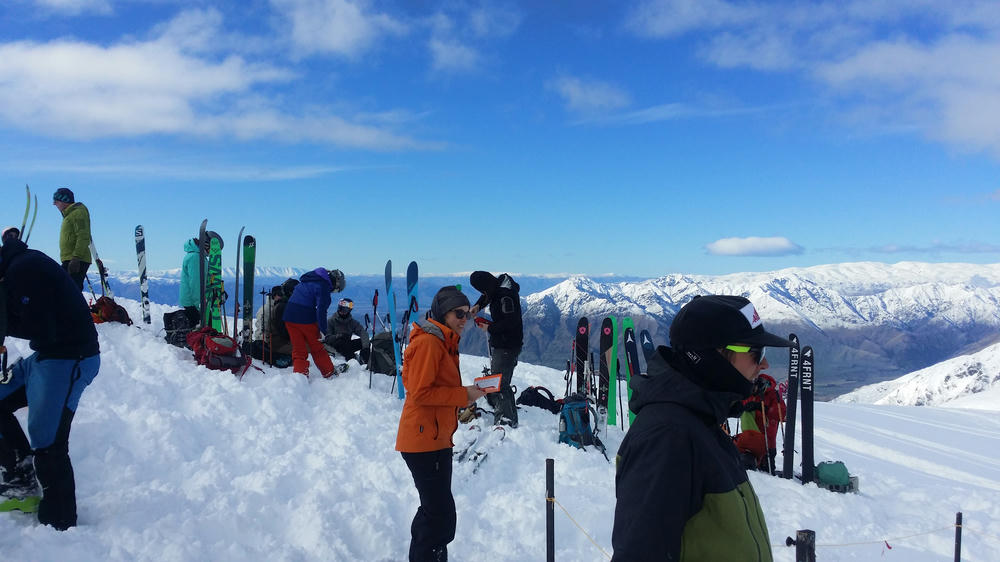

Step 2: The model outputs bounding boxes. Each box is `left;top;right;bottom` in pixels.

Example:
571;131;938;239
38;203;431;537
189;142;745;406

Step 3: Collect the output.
270;0;407;58
624;0;758;38
467;3;522;39
706;236;804;256
429;38;481;73
34;0;111;16
549;76;631;113
623;0;1000;157
9;160;359;181
0;11;436;150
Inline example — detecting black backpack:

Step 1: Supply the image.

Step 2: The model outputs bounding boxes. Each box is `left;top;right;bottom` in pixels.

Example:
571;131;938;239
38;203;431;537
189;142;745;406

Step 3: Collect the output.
368;331;396;375
164;310;193;348
516;386;562;414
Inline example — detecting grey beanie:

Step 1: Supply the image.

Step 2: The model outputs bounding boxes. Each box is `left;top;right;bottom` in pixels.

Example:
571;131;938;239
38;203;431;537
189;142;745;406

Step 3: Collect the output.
430;285;470;322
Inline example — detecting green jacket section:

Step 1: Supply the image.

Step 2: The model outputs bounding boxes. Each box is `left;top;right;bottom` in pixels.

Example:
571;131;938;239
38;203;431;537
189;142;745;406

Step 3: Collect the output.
611;347;773;562
59;202;92;263
179;238;201;309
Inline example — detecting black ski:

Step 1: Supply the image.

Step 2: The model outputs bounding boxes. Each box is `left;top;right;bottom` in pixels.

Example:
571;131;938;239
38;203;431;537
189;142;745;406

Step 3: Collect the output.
233;226;244;340
622;321;641;425
574;317;589;395
799;345;815;484
639;329;654;362
198;220;208;327
134;225;151;324
781;334;800;480
597;317;612;437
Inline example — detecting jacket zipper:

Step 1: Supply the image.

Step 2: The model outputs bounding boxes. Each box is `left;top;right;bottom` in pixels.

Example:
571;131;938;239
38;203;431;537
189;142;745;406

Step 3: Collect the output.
737;487;763;562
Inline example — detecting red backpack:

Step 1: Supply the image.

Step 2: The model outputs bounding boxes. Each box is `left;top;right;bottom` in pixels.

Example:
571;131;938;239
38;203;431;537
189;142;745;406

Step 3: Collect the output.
186;327;251;377
90;296;133;326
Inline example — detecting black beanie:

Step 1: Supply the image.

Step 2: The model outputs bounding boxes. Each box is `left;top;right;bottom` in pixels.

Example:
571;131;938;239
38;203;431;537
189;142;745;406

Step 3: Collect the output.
53;187;75;203
430;285;470;322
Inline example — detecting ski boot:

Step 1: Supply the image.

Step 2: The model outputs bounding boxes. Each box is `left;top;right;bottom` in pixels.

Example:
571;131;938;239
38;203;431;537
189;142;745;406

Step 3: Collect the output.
0;456;40;513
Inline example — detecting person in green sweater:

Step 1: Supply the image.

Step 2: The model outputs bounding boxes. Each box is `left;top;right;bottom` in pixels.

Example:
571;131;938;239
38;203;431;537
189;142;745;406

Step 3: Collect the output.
52;188;92;291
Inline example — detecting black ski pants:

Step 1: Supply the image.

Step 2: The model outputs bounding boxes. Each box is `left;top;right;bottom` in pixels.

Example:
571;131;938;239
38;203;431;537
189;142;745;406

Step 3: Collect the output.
60;260;90;292
401;448;455;562
327;335;370;364
487;346;520;425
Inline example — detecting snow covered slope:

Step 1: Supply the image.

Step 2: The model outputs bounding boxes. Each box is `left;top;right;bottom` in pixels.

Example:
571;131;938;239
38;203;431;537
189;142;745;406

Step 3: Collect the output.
835;342;1000;408
1;296;998;561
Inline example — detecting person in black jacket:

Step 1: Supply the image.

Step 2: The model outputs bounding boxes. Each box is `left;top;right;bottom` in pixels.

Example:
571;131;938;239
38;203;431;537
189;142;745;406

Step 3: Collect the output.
0;237;100;530
612;295;794;561
469;271;523;427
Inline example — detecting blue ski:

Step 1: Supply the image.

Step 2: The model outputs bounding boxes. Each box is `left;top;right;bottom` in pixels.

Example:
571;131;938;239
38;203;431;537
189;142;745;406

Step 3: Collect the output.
385;260;405;399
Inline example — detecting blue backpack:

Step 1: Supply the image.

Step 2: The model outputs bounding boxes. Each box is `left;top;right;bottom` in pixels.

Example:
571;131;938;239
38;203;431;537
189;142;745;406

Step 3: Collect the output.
558;394;597;449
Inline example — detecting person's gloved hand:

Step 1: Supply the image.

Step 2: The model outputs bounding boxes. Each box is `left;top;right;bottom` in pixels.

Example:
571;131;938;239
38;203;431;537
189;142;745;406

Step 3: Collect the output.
68;258;82;274
745;401;762;412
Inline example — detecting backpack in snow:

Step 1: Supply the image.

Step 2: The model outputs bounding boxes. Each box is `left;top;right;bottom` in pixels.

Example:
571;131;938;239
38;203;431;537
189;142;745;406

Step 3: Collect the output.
516;386;562;414
815;461;857;493
163;310;193;348
91;296;133;326
186;327;250;376
368;331;396;375
558;393;597;449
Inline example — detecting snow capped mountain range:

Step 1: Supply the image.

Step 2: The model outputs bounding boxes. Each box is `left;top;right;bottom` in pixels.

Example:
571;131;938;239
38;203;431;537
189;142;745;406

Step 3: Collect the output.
835;341;1000;407
522;262;1000;398
103;260;1000;399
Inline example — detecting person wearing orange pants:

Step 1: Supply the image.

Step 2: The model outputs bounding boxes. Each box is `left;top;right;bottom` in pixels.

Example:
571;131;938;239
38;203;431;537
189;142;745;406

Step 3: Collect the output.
285;321;336;377
281;267;345;378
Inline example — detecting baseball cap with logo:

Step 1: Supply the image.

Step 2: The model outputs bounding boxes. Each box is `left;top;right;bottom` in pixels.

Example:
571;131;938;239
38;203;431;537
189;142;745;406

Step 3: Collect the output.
669;295;795;351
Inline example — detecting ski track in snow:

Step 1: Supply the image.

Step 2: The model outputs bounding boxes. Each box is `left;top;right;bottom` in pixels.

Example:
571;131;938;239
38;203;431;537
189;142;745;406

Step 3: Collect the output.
0;296;998;561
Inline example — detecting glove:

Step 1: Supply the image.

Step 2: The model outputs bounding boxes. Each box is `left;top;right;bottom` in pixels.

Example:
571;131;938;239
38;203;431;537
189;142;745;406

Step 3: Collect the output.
68;258;82;274
474;317;492;327
745;401;762;412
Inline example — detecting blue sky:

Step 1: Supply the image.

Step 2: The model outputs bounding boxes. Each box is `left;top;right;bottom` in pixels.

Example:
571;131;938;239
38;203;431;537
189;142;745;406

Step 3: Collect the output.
1;0;998;277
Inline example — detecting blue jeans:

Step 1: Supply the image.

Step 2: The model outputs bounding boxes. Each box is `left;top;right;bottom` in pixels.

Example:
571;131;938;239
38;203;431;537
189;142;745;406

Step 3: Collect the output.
0;352;100;529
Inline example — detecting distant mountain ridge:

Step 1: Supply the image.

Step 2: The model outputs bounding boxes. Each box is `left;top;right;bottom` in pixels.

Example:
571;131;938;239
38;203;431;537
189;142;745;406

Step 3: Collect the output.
101;261;1000;399
520;262;1000;399
834;342;1000;408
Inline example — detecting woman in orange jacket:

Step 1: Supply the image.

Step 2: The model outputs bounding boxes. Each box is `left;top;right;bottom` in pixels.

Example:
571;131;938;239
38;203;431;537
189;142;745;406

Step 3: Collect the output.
395;285;486;561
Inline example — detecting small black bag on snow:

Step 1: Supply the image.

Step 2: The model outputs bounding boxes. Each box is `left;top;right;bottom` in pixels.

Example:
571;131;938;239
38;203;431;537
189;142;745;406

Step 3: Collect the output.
516;386;562;414
368;331;396;375
163;310;193;348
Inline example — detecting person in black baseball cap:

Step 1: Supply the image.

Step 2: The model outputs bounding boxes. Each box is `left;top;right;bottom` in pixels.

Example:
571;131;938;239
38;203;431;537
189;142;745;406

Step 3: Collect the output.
612;294;793;562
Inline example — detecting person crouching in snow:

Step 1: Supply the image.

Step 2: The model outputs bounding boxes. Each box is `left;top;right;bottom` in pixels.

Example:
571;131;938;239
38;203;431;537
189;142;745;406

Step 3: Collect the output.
396;285;487;561
281;268;345;378
324;298;370;365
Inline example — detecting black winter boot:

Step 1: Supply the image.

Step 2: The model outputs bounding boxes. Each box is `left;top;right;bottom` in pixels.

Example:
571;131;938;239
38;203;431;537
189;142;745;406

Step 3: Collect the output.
34;445;77;530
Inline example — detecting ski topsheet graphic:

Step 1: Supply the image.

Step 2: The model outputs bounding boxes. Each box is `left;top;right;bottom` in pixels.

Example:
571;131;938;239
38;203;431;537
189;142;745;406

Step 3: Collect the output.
782;334;800;480
134;225;151;324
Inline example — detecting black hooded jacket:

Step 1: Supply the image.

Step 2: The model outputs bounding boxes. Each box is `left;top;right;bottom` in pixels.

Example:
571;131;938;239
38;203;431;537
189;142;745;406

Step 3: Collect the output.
611;346;772;561
0;239;99;359
470;271;523;350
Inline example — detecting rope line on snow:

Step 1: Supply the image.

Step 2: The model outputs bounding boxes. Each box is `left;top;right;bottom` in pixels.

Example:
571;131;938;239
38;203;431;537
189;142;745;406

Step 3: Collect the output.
781;523;958;549
547;497;612;560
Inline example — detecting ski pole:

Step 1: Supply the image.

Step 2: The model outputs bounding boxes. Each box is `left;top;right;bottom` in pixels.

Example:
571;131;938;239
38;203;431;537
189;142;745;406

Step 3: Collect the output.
24;194;37;243
84;274;98;303
616;362;625;428
761;400;772;474
369;290;378;389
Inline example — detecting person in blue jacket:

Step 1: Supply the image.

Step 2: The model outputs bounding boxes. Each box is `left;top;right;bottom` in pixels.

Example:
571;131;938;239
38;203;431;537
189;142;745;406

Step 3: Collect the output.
0;237;100;530
282;268;345;378
178;237;202;326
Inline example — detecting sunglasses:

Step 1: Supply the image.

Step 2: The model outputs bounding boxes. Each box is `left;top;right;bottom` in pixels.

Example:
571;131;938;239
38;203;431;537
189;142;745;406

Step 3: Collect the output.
724;344;765;365
451;308;469;319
